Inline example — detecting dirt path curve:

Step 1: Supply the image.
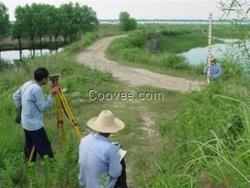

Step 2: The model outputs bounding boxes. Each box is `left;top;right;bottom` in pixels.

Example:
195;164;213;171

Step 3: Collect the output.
77;35;203;92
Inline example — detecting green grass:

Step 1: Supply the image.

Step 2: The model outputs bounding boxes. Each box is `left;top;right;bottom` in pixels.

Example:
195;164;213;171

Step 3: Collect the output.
105;26;210;79
146;79;250;187
158;32;207;53
0;23;249;188
0;24;185;187
106;54;204;80
213;24;250;39
106;24;250;79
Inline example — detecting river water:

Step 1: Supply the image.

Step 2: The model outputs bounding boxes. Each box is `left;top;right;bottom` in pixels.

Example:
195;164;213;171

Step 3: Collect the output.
0;48;63;63
1;39;249;66
181;39;250;65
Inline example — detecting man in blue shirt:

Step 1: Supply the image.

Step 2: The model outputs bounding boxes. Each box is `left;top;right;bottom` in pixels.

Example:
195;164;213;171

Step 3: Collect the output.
204;56;222;80
79;110;128;188
13;67;57;162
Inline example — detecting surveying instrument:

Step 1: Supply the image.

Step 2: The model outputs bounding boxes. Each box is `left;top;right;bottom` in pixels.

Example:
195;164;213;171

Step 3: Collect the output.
28;74;81;163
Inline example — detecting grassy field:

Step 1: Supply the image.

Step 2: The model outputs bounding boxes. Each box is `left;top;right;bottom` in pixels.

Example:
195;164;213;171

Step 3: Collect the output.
106;24;250;79
148;78;250;187
0;25;185;187
0;23;249;188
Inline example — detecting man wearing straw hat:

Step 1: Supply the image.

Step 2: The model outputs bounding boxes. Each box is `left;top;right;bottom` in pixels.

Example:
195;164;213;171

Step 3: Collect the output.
78;110;128;188
204;56;222;81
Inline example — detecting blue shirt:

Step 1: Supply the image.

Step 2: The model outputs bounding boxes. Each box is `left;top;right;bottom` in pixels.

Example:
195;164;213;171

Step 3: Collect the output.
211;63;222;78
13;80;52;131
78;133;122;188
204;63;222;78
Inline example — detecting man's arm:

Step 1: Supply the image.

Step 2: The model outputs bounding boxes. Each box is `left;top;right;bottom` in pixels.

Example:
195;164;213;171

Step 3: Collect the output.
13;87;22;107
33;87;53;112
78;140;85;186
108;144;122;178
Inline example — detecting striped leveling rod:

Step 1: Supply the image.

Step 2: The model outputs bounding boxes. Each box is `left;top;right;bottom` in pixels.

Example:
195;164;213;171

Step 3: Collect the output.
207;12;213;84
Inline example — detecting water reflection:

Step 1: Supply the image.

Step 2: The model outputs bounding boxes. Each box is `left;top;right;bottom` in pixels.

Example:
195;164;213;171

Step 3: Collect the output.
181;39;250;65
0;48;63;63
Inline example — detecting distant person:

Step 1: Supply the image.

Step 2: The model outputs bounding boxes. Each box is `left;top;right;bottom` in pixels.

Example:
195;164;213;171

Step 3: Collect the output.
13;67;58;162
78;110;128;188
204;56;222;80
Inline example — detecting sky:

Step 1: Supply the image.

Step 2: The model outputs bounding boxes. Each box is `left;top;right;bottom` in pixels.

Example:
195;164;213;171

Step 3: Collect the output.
1;0;224;21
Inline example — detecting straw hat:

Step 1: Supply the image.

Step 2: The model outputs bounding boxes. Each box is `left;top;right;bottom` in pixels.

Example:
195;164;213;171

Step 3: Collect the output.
87;110;125;133
210;56;216;62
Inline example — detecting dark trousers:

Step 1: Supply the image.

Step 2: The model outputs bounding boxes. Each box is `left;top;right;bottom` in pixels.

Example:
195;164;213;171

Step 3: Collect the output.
114;159;128;188
24;127;54;162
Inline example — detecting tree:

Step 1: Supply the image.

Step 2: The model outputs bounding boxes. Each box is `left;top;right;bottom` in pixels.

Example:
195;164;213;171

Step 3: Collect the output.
13;5;37;57
12;6;27;60
23;5;36;56
119;11;137;31
59;3;99;43
11;2;99;60
0;2;9;36
31;4;48;51
43;5;57;49
0;2;9;60
78;5;99;35
59;3;74;43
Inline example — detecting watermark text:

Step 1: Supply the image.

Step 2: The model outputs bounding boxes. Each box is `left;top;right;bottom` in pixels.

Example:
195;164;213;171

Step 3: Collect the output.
88;89;164;101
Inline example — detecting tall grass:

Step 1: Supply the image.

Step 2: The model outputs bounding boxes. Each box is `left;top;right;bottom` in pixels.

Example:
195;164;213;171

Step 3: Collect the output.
148;78;250;187
0;60;12;71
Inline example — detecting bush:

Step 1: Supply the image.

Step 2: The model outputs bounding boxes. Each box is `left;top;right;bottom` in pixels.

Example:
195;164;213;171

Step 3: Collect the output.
119;11;137;31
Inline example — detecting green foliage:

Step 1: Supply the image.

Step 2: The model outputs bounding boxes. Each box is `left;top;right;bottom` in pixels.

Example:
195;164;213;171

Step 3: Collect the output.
0;2;9;36
119;11;137;31
11;2;99;50
107;30;192;70
220;57;243;80
58;2;98;42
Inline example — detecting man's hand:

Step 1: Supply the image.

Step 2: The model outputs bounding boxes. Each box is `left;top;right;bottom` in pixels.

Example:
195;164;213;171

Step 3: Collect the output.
50;85;59;95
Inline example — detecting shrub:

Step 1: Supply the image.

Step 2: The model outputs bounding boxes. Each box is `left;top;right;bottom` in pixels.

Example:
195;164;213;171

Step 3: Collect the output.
119;11;137;31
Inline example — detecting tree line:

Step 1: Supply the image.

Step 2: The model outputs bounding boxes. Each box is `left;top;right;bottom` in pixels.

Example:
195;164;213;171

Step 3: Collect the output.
0;1;139;62
0;2;9;37
0;2;99;58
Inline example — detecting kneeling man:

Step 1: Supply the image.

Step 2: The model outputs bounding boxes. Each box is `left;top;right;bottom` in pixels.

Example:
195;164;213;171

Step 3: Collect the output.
79;110;128;188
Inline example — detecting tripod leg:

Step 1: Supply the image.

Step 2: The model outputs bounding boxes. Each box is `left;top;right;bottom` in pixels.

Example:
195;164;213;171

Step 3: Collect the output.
28;146;36;164
59;122;66;146
58;91;81;139
55;94;67;146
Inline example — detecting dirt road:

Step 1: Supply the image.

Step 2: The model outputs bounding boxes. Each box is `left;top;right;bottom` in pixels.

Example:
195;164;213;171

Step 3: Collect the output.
77;35;202;92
